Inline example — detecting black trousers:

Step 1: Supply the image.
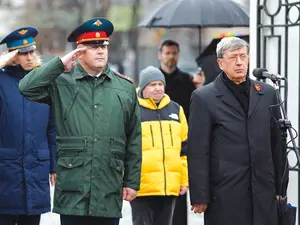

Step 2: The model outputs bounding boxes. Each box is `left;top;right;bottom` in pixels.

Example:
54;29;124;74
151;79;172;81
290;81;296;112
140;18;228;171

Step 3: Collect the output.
0;215;41;225
60;215;119;225
130;196;177;225
172;194;188;225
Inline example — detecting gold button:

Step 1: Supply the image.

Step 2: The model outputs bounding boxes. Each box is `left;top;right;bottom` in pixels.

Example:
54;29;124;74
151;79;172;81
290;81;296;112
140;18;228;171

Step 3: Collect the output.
94;138;97;142
92;176;95;179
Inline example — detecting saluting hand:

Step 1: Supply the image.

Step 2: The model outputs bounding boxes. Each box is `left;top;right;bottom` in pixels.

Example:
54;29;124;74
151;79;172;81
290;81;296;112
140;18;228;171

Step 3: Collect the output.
123;187;137;202
60;47;86;70
0;50;18;69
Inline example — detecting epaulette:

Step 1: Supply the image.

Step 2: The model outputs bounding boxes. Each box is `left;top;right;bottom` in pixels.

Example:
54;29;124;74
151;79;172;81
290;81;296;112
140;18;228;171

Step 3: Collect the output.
113;71;134;83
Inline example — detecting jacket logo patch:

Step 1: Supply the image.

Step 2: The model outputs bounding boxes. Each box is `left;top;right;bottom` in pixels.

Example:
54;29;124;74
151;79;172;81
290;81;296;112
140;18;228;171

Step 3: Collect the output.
169;113;179;120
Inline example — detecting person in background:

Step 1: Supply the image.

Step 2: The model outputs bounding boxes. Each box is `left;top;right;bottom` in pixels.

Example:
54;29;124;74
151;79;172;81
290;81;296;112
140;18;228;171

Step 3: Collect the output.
192;66;206;88
159;39;195;118
158;40;195;225
0;27;56;225
130;66;188;225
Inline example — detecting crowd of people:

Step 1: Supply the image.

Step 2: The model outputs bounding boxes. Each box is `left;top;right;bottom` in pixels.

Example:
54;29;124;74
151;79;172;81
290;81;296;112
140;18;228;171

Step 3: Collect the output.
0;17;287;225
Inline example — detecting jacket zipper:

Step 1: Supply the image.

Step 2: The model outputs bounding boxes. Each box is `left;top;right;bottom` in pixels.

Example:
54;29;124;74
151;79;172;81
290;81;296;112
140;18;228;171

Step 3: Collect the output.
22;97;28;212
169;124;174;146
157;110;167;195
150;125;155;147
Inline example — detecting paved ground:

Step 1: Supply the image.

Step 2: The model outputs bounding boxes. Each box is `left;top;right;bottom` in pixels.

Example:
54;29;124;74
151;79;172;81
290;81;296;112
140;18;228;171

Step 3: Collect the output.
40;187;204;225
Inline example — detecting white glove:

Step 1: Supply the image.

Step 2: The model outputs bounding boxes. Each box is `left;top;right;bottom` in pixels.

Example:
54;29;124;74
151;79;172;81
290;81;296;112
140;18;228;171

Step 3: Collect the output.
0;50;18;69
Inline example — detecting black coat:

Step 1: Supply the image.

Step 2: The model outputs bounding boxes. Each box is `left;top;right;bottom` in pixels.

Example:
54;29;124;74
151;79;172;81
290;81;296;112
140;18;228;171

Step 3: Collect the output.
187;74;287;225
160;67;195;120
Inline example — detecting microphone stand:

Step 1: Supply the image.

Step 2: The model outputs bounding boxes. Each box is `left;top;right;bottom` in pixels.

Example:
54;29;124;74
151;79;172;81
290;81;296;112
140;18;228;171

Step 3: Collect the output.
271;78;299;225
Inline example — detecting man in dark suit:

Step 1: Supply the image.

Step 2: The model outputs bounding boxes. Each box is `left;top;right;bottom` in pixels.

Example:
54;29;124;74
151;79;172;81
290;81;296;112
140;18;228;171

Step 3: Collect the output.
187;37;287;225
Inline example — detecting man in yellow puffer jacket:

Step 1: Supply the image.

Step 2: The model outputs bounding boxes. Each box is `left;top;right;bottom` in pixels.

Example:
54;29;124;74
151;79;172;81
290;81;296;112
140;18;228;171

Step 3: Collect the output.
130;66;188;225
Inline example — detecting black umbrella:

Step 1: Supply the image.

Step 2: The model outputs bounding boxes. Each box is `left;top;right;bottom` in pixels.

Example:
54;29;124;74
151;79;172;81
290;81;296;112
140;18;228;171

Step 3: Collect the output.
139;0;249;28
197;35;249;59
138;0;249;51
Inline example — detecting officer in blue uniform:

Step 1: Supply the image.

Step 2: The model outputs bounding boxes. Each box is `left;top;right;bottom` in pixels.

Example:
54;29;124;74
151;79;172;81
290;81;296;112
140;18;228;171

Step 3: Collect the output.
0;27;56;225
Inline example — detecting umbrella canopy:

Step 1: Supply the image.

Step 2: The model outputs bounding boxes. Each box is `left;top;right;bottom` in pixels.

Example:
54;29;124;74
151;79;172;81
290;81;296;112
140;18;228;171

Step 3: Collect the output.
198;35;249;59
138;0;249;28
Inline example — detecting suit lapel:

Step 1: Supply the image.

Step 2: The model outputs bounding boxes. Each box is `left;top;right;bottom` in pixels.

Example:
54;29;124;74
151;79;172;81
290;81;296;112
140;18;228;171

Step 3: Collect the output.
214;75;265;118
214;75;246;117
248;80;264;118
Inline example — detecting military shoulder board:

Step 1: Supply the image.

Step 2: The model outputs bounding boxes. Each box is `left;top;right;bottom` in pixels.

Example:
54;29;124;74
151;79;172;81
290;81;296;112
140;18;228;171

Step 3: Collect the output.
113;71;134;83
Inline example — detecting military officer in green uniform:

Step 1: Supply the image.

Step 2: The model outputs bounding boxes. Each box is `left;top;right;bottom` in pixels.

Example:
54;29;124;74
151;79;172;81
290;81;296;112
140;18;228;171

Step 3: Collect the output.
19;17;142;225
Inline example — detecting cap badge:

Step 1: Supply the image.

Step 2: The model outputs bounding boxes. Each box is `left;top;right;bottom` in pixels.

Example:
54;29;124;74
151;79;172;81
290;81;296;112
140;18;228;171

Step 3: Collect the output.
23;39;28;45
93;20;102;27
95;32;101;38
18;30;28;35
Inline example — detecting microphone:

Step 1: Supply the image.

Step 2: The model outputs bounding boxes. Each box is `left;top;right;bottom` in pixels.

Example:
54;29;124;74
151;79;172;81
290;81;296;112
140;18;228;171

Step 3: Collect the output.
252;68;285;81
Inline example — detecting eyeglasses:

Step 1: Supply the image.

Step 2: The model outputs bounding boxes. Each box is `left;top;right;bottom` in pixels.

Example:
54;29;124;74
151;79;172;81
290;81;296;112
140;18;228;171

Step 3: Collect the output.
162;51;179;56
222;54;248;62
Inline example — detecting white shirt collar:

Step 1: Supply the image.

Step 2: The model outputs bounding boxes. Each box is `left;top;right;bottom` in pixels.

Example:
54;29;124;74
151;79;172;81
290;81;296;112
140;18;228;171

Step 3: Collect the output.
90;71;102;77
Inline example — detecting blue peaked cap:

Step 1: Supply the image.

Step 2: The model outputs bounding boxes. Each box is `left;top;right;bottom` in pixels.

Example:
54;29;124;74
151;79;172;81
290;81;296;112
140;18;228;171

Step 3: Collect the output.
0;27;38;53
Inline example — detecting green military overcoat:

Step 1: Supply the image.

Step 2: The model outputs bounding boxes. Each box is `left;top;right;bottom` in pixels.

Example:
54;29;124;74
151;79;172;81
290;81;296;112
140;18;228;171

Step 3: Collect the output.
19;57;142;218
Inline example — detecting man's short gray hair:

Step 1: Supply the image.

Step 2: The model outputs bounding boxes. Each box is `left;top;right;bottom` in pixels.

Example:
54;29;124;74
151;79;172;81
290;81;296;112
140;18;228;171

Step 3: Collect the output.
216;37;249;59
